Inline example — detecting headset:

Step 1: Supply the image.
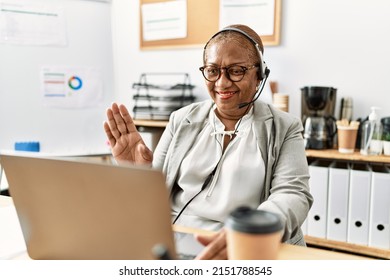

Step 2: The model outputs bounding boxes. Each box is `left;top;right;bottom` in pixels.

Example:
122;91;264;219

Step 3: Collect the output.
203;27;270;80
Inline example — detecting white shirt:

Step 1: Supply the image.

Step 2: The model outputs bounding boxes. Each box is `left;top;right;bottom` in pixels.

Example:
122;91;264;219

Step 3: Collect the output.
172;106;265;231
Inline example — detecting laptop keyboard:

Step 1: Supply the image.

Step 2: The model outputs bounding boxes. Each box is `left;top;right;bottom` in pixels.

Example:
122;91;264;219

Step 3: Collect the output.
174;231;204;260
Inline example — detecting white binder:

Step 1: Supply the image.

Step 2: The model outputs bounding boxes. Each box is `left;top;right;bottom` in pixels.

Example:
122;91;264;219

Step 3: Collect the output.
327;161;350;242
307;160;330;239
347;164;371;246
368;165;390;249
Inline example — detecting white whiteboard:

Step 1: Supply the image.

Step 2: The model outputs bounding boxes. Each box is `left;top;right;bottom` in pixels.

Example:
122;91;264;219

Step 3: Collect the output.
0;0;114;155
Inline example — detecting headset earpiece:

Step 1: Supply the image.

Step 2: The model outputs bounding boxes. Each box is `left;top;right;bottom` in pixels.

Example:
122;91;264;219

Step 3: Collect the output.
262;64;270;79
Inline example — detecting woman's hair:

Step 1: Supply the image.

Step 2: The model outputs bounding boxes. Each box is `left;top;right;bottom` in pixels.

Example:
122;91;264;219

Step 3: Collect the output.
203;24;264;65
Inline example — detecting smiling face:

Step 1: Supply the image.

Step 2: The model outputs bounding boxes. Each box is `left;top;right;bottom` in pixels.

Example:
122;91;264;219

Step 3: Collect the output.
203;38;261;121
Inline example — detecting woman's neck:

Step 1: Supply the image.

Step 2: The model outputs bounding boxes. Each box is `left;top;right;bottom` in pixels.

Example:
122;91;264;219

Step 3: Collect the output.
215;109;247;131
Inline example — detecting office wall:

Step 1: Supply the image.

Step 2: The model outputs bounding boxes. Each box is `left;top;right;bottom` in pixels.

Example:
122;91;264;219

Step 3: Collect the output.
0;0;114;155
111;0;390;121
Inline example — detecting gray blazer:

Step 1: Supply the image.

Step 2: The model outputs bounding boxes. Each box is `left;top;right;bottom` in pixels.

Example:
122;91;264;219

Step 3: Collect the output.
153;100;313;245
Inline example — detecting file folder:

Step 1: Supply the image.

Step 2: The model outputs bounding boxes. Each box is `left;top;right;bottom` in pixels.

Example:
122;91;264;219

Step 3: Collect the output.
347;164;371;246
307;160;330;239
327;161;350;242
368;165;390;249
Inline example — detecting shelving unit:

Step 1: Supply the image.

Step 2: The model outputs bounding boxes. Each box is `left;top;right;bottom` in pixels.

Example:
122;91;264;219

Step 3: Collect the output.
305;235;390;259
133;119;168;128
305;149;390;259
306;149;390;164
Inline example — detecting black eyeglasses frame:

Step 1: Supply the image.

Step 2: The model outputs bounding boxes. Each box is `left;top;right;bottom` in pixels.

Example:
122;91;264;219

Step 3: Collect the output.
199;64;259;82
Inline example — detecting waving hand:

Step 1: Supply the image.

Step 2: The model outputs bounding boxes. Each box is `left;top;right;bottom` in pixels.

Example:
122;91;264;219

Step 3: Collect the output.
103;103;153;165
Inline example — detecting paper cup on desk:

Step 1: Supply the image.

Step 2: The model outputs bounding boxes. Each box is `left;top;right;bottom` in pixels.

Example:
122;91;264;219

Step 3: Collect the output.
225;207;283;260
337;126;358;153
273;93;289;112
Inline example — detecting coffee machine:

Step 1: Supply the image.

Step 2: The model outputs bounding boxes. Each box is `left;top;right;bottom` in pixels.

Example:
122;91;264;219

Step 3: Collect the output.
301;86;337;149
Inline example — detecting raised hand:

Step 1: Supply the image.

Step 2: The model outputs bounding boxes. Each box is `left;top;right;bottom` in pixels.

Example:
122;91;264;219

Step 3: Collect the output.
103;103;153;165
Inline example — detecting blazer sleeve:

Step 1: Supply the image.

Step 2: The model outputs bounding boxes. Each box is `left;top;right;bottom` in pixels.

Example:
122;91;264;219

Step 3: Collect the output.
258;114;313;244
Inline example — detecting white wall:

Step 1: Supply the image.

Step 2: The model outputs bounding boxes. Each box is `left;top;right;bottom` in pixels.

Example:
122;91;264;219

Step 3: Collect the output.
111;0;390;121
0;0;114;154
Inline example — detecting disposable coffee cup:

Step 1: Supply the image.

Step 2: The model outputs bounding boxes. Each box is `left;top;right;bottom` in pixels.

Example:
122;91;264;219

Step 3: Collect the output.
273;93;289;112
337;126;358;153
225;206;283;260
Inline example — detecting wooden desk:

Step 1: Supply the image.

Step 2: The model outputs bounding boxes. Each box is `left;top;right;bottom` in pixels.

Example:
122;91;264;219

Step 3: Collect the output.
0;193;12;207
172;224;369;260
0;196;371;260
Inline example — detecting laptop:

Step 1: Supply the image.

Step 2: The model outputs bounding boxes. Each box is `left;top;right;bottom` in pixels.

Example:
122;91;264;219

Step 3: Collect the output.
0;153;205;260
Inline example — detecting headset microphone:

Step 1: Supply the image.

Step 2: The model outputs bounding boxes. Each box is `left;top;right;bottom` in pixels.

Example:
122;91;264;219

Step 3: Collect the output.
238;68;270;109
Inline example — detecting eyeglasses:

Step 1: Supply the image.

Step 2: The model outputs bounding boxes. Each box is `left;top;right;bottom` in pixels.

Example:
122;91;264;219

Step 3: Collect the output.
199;64;258;82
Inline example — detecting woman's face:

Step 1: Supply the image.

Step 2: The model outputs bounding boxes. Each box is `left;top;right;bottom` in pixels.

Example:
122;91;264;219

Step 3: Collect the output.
203;40;260;119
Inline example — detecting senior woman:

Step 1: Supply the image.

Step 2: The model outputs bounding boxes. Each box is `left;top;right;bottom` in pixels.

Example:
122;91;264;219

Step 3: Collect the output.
104;24;313;260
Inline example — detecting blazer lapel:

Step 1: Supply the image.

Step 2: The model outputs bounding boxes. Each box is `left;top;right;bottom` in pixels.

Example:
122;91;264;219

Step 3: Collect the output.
165;101;213;189
253;102;274;199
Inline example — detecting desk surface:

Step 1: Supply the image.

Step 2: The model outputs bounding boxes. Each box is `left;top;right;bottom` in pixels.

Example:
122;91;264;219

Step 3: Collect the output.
172;224;369;260
0;195;370;260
